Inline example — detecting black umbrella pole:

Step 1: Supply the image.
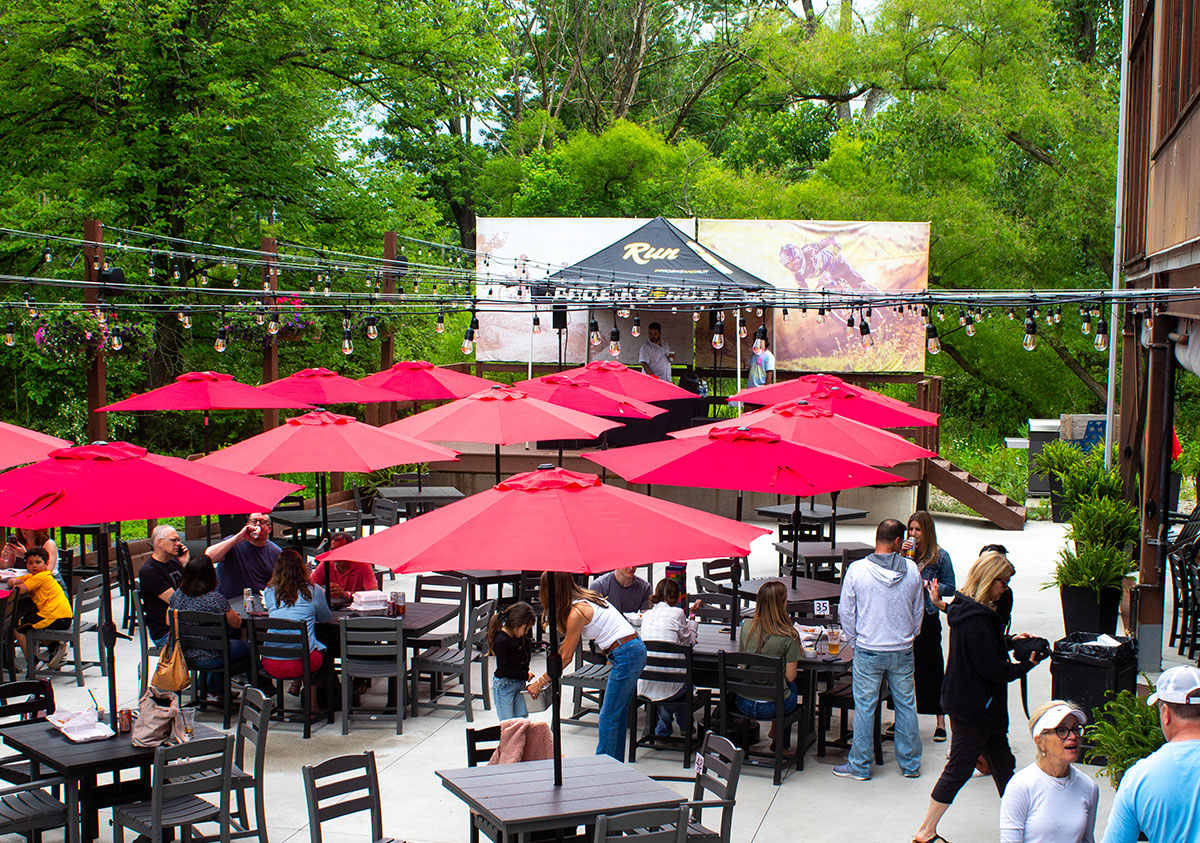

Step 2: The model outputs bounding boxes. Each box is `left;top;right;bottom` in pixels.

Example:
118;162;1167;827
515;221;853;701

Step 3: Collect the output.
791;496;801;589
829;490;839;548
494;445;501;486
99;535;118;731
547;574;563;786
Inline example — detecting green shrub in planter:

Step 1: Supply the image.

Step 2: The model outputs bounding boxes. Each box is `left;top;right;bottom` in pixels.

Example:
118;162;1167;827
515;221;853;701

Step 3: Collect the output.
1086;688;1165;787
1060;448;1126;510
1068;494;1140;552
1048;545;1134;596
1033;439;1086;479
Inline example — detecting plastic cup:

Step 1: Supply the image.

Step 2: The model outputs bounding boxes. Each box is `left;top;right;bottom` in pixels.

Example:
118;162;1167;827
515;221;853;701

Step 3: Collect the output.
181;708;195;736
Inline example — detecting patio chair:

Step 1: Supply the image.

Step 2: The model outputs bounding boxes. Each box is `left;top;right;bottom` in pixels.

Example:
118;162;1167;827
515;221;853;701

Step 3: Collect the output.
115;539;137;633
111;735;234;843
301;752;397;843
0;591;20;682
176;609;250;729
629;640;710;767
27;574;105;687
132;581;162;697
815;678;885;764
410;600;492;723
649;733;745;843
371;497;401;530
700;559;748;589
1168;542;1198;653
406;574;468;651
716;651;805;785
0;774;70;842
339;617;406;735
691;592;739;626
559;640;611;729
0;679;54;786
247;617;334;739
196;687;272;843
593;806;689;843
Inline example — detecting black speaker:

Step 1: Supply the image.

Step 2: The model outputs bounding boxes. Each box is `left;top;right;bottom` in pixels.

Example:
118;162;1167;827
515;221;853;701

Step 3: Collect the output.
552;304;568;330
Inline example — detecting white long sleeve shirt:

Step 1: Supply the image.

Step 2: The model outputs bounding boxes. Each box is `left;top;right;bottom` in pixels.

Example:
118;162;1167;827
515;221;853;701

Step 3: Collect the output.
839;552;924;652
636;602;699;701
1000;763;1098;843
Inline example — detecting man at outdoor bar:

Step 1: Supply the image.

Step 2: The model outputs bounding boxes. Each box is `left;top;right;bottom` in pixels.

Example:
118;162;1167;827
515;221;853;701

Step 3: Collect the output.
1102;664;1200;842
206;513;282;599
591;566;652;614
139;524;187;647
638;322;675;382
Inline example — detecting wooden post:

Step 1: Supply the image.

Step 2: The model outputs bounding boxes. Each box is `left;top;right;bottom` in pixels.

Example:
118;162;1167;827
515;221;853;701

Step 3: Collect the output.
1136;301;1171;671
367;231;399;426
1119;306;1142;504
261;237;279;431
83;220;107;443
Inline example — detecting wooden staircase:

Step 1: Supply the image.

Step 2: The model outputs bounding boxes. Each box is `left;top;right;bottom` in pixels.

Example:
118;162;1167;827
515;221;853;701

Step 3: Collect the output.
926;458;1026;531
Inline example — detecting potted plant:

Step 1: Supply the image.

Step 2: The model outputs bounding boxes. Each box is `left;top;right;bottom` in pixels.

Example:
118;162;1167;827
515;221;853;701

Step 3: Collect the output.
1033;440;1086;522
1050;545;1131;634
1086;688;1165;786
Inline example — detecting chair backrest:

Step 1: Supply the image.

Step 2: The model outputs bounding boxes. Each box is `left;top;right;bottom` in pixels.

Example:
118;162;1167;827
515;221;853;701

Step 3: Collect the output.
74;575;106;625
0;679;53;723
465;724;502;767
694;576;722;594
248;617;314;661
693;592;737;625
133;581;150;652
638;640;695;695
465;600;495;652
152;735;233;818
235;687;273;786
351;484;364;512
218;514;251;538
371;498;400;528
339;617;405;666
717;650;787;709
0;590;19;640
174;610;232;661
593;806;689;843
56;547;74;599
416;574;469;638
702;558;747;585
390;472;420;485
690;732;744;804
327;511;363;541
115;539;134;585
302;751;385;843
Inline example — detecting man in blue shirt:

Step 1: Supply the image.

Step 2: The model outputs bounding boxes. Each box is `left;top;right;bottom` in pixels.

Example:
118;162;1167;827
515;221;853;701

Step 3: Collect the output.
1103;664;1200;843
205;513;282;599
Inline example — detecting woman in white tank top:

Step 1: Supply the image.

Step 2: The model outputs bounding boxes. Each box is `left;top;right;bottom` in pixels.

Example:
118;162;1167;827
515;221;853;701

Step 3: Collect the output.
528;571;647;760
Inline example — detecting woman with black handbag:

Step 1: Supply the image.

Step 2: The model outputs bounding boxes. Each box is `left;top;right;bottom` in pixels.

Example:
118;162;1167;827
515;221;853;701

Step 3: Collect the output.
912;551;1047;843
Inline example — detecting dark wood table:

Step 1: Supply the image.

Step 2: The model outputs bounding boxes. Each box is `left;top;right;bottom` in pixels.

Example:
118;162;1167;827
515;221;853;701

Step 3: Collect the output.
437;755;685;842
269;509;376;547
772;540;873;579
755;502;870;542
449;570;524;608
232;597;459;637
374;485;465;517
737;576;842;606
0;720;222;843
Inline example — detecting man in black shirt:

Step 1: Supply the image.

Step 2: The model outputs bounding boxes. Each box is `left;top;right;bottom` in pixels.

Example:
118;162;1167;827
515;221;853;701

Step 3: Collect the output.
139;525;186;646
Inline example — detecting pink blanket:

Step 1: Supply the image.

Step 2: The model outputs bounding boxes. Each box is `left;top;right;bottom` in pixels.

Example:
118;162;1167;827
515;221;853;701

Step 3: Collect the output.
488;718;554;765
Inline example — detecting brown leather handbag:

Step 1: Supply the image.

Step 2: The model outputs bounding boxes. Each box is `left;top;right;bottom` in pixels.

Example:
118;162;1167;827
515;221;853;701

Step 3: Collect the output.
151;609;191;693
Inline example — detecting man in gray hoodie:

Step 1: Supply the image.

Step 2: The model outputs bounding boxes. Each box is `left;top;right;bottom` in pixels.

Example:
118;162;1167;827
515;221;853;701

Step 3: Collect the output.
834;518;926;781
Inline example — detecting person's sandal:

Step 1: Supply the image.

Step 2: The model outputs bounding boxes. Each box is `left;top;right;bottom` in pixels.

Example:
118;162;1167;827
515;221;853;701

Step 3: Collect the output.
933;726;947;742
912;836;952;843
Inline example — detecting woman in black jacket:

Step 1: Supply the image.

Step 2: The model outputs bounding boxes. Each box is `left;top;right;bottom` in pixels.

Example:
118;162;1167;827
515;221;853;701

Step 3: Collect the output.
912;551;1045;843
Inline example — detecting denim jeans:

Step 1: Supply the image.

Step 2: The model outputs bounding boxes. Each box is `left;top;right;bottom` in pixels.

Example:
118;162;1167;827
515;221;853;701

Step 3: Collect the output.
735;681;798;719
653;688;692;736
188;639;251;692
596;637;647;761
492;676;529;722
848;646;921;778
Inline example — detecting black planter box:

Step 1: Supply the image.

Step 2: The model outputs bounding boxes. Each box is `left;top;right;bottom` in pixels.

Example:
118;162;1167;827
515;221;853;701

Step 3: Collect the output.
1060;585;1121;635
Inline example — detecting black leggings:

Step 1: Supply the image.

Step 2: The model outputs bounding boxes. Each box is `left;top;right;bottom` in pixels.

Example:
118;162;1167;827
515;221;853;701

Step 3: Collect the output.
929;719;1016;805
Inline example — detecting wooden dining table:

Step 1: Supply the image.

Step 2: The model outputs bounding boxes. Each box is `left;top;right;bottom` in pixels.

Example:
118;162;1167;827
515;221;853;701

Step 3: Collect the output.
772;540;874;579
231;596;459;637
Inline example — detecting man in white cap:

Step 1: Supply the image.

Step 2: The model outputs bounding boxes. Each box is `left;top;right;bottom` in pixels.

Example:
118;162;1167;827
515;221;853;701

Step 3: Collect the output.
1102;664;1200;842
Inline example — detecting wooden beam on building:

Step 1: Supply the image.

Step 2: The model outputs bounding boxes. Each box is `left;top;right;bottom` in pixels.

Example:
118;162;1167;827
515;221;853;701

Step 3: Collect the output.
261;237;279;432
83;220;107;443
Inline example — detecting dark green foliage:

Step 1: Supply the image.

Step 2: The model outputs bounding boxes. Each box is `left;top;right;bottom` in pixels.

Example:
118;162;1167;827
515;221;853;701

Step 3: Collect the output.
1086;689;1166;787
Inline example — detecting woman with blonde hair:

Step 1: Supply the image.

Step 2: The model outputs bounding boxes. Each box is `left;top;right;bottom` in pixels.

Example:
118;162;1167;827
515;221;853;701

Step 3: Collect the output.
737;580;801;730
528;571;645;760
998;700;1098;842
904;510;955;741
912;552;1046;843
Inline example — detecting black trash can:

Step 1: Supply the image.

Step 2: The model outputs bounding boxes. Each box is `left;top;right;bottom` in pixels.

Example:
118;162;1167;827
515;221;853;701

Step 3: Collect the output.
1049;633;1138;722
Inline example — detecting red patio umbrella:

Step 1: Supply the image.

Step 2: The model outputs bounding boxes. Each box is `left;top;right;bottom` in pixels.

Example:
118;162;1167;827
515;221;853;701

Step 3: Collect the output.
358;360;500;400
731;373;912;408
383;386;622;482
199;411;459;535
552;360;695;402
0;441;302;725
257;367;401;405
0;421;72;471
731;375;940;428
512;375;667;420
319;465;768;785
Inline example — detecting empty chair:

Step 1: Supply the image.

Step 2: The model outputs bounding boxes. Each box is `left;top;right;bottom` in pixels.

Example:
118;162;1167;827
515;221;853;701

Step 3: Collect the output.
410;601;493;723
559;640;611;728
701;559;748;588
816;678;885;764
371;498;401;530
650;733;745;843
0;774;69;841
0;679;54;786
593;806;689;843
406;575;468;650
116;539;138;633
27;574;104;686
339;617;406;735
301;752;396;843
0;592;20;682
111;735;234;843
195;688;272;843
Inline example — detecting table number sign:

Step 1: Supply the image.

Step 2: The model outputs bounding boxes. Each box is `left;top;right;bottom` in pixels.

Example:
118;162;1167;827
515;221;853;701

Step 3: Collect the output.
814;600;830;617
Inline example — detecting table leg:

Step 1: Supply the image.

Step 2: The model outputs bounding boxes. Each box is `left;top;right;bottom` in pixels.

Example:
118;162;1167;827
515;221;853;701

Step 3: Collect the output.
80;773;98;841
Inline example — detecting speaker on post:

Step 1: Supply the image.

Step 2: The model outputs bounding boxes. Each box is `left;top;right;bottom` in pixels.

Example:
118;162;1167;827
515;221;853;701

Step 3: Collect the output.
552;304;568;331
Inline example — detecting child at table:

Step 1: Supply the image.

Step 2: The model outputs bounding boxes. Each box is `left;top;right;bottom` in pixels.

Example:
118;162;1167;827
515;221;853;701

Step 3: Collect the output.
489;602;535;722
2;547;72;669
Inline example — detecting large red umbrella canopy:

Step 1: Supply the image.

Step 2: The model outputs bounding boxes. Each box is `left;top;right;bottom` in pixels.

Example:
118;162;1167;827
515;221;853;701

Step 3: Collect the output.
0;441;303;529
0;422;72;471
258;367;401;405
98;371;314;412
512;375;667;420
674;401;936;467
358;360;500;401
586;425;903;497
383;386;621;445
318;466;768;573
731;374;940;427
552;360;695;402
197;411;459;474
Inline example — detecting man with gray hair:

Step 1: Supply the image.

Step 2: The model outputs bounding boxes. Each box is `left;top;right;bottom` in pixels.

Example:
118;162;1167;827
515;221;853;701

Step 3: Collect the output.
138;524;187;647
1103;664;1200;842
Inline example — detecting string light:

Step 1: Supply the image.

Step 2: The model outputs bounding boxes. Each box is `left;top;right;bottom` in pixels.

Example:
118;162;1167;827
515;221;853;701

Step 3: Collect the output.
752;324;768;354
608;326;621;357
215;318;227;353
267;311;280;335
1023;309;1038;351
859;319;873;347
323;276;332;296
341;328;354;355
711;316;725;350
965;312;975;336
180;307;192;329
1054;305;1062;324
460;326;475;355
1094;316;1109;352
109;332;123;351
532;313;541;334
925;323;940;355
366;314;378;340
1080;309;1092;334
588;318;602;346
631;315;640;337
782;307;790;322
845;314;855;337
42;246;51;264
4;321;14;347
738;317;748;339
436;313;445;333
816;306;826;324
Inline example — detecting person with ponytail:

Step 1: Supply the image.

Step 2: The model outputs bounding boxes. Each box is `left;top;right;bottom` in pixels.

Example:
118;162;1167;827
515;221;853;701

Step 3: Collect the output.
489;602;536;722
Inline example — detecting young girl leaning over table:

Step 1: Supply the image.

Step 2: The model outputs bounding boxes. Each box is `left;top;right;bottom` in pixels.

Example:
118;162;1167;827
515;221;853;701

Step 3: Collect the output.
488;602;536;722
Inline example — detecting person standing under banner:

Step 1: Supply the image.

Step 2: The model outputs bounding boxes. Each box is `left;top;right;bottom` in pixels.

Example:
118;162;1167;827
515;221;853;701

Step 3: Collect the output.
638;322;675;382
747;338;776;387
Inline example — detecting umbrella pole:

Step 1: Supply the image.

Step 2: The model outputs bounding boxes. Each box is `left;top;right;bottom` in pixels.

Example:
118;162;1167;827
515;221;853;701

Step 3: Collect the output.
494;445;501;485
320;472;329;541
416;464;423;492
98;530;119;731
735;490;743;522
204;411;213;546
829;490;839;548
546;574;564;787
791;495;801;589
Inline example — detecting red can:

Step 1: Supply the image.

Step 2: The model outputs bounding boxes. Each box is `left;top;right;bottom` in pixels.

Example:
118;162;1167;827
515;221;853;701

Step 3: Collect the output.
118;708;133;733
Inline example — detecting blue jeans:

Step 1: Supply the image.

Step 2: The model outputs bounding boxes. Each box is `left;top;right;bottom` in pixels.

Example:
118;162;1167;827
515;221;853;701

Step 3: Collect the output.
492;676;529;722
653;688;691;736
849;647;921;778
188;639;251;692
597;638;646;761
736;681;798;719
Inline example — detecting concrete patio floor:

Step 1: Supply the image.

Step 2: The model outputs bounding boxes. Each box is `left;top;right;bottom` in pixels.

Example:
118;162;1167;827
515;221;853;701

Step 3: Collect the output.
44;513;1179;843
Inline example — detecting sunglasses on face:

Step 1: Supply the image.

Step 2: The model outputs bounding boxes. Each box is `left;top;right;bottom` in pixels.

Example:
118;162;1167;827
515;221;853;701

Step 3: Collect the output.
1046;724;1084;739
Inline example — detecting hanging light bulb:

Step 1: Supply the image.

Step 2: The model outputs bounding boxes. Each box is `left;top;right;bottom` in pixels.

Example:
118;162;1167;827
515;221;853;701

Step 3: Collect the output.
109;333;123;351
965;313;976;336
267;311;280;335
3;322;15;347
172;263;181;280
254;307;265;326
308;275;316;295
608;326;621;357
1090;303;1102;318
617;308;630;319
471;314;480;338
1044;307;1054;326
42;246;52;264
460;326;475;355
631;315;641;337
936;306;945;321
181;307;192;329
1023;310;1038;351
342;311;352;331
588;318;602;346
1094;317;1109;352
92;255;100;272
711;317;725;350
1080;310;1092;335
215;324;227;353
341;328;354;356
366;315;379;340
753;324;768;354
96;302;108;325
925;323;940;355
532;314;541;334
323;276;332;296
859;319;873;347
816;306;826;324
436;313;445;334
845;314;855;337
782;307;791;323
1007;307;1015;320
693;308;701;323
1054;305;1062;324
738;317;748;339
148;260;156;279
262;276;271;293
958;310;967;326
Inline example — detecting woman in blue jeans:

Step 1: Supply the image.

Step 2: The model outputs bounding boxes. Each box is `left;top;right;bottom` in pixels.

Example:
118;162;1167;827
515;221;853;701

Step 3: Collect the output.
737;580;800;739
528;572;646;760
489;602;536;722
